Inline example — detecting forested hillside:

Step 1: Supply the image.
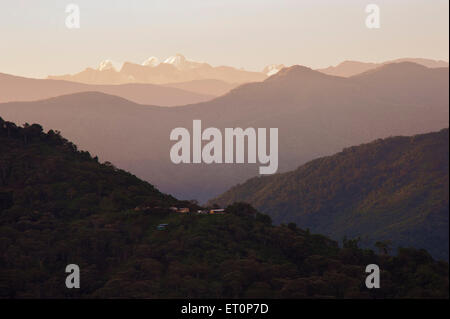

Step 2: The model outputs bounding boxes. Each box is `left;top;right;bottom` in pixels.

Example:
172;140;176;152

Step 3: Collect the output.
211;129;449;261
0;118;448;298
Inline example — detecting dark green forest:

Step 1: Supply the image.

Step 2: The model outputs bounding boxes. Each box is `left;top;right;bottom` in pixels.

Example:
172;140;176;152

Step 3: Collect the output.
0;117;448;298
211;129;449;261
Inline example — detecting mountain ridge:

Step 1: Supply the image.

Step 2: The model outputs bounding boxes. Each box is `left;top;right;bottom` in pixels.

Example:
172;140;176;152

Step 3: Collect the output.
209;129;450;260
1;62;448;202
0;72;215;106
317;58;449;77
48;54;267;85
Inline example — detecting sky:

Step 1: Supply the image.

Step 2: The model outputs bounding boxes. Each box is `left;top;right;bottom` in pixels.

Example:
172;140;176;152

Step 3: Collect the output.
0;0;448;78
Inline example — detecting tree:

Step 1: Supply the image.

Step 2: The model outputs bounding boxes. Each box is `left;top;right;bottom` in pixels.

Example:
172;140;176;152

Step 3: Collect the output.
375;240;392;255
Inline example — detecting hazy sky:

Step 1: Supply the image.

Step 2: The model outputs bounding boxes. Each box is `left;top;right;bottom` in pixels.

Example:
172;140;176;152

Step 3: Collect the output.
1;0;448;78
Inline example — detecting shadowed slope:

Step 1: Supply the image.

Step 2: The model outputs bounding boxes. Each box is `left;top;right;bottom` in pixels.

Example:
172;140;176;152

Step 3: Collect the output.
210;129;449;261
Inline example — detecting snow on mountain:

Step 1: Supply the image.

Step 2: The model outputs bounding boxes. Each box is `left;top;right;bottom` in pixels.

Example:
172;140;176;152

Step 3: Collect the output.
48;54;267;84
97;60;113;71
262;64;285;76
97;60;117;71
142;56;160;67
163;53;204;70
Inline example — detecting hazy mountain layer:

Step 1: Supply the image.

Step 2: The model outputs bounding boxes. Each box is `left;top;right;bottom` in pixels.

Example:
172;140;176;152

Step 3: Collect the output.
317;58;449;77
0;73;214;106
162;79;239;96
1;62;448;202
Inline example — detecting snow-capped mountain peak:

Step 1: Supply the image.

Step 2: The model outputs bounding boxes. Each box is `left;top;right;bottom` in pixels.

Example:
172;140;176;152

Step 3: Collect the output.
97;60;117;71
262;64;285;76
163;53;187;66
163;53;204;70
142;56;160;67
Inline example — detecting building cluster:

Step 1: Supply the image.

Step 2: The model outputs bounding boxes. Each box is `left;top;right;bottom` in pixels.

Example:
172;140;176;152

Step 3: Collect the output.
155;208;227;230
170;207;226;215
169;207;189;213
169;207;226;215
156;223;169;230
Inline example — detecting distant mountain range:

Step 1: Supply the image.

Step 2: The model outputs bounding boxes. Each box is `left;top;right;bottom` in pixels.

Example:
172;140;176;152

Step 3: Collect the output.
45;56;449;86
317;58;449;77
5;56;444;108
48;54;267;85
0;62;448;203
0;72;215;106
210;129;450;261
